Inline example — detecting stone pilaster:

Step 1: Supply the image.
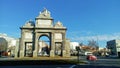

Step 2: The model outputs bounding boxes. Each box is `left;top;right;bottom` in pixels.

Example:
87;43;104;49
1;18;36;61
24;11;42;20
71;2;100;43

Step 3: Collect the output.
65;39;70;57
33;32;38;57
19;31;25;58
20;30;24;50
50;33;55;57
15;39;20;58
62;32;66;57
62;32;66;50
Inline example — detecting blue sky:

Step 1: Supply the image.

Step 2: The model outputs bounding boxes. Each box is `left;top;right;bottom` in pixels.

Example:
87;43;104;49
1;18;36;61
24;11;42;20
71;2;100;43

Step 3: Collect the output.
1;0;120;47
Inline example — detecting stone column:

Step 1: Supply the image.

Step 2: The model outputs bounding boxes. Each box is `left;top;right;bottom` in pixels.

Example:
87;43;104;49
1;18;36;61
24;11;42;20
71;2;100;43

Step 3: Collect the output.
33;32;38;57
50;33;55;57
15;39;20;58
65;39;70;57
62;32;66;57
20;30;25;58
62;32;66;50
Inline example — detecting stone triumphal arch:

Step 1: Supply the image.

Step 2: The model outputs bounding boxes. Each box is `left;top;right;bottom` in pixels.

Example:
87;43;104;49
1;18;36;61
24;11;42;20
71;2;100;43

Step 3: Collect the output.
17;8;70;58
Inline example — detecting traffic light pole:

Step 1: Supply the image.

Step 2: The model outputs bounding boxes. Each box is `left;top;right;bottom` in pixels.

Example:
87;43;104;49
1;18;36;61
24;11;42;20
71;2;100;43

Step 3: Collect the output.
77;50;80;63
76;46;80;63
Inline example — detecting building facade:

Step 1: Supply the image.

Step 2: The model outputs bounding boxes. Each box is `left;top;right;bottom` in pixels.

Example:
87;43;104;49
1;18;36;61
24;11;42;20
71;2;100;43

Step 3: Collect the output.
70;42;79;50
0;33;18;57
107;39;120;57
16;8;70;58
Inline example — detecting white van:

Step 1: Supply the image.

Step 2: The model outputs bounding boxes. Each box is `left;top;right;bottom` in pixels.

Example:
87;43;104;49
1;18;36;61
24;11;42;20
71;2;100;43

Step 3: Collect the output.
85;52;93;55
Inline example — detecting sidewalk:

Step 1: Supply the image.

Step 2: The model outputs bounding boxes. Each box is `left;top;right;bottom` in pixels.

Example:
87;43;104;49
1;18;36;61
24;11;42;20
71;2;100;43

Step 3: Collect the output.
0;56;89;66
13;56;77;60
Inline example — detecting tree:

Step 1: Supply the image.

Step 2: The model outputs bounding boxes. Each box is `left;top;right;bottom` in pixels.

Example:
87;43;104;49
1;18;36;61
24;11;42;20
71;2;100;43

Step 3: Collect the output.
79;43;83;46
0;38;8;52
88;39;99;50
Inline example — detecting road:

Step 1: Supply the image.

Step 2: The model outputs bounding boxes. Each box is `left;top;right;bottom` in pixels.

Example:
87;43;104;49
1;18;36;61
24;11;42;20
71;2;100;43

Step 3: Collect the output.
89;58;120;66
78;56;120;68
0;64;119;68
0;56;120;68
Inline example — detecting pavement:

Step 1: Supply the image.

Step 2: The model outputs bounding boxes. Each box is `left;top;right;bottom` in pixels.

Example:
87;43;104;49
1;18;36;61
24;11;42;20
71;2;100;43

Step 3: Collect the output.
0;56;77;60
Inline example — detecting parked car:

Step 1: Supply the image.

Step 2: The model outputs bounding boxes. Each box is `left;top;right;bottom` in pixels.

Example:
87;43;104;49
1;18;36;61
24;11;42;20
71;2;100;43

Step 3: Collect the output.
85;52;93;55
109;55;118;58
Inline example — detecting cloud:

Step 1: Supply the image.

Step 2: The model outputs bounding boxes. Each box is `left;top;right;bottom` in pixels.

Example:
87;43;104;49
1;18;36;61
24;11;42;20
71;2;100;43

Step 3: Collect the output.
68;31;120;47
69;32;120;42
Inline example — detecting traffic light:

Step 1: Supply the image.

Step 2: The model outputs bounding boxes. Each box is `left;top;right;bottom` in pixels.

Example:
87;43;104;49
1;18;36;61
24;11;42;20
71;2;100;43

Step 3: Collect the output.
76;46;80;51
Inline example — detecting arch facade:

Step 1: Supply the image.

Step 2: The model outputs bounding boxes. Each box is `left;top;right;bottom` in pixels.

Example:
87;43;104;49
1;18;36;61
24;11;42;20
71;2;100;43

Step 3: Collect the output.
17;9;70;57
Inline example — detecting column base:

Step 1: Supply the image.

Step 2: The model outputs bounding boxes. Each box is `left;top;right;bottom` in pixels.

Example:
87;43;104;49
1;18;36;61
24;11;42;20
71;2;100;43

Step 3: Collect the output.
50;50;55;57
20;50;24;58
33;50;37;57
62;50;66;57
15;51;18;58
66;50;70;57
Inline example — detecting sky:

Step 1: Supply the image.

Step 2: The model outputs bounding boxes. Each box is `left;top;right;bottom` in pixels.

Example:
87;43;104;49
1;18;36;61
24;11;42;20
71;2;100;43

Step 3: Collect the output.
1;0;120;48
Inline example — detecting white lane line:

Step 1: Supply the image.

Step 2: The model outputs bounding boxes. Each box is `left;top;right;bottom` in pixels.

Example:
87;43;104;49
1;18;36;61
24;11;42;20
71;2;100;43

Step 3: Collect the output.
69;65;76;68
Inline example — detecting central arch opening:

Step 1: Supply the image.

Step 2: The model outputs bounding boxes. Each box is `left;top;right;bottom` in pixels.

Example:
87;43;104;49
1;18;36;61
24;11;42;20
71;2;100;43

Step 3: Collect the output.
38;35;50;56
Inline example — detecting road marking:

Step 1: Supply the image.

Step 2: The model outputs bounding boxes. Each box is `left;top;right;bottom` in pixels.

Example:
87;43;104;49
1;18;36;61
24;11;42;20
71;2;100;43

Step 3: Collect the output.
69;65;76;68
